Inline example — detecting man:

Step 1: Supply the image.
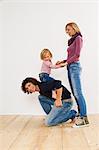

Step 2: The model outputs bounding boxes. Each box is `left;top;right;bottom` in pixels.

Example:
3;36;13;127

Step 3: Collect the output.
21;77;77;126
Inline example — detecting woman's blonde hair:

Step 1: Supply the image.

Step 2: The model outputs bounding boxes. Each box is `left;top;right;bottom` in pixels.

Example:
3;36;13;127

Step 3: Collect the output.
40;48;52;60
65;22;81;33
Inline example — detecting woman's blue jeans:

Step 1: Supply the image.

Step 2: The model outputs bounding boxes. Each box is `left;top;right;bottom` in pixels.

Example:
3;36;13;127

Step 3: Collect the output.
67;61;87;117
38;95;77;126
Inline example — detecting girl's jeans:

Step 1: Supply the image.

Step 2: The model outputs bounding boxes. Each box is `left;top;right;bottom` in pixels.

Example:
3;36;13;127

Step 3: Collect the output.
39;73;54;82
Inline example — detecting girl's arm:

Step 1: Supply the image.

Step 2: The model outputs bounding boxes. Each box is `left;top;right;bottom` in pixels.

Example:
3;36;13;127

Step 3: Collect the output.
43;60;63;69
49;63;64;69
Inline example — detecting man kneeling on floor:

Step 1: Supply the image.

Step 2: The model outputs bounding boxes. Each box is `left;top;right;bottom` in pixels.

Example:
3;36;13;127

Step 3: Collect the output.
21;77;77;126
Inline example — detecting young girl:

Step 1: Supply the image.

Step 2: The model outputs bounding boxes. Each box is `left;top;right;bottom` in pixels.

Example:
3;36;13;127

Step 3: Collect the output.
39;48;66;82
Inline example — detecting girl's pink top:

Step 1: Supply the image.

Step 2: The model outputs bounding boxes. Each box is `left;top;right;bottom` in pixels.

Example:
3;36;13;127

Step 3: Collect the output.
41;60;60;74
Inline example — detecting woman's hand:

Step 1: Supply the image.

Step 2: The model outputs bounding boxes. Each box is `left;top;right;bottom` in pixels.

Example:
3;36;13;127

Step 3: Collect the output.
56;61;62;65
56;60;66;65
59;62;68;67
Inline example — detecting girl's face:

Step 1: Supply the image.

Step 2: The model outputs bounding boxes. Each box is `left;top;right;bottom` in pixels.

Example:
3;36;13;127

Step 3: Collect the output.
66;25;76;37
43;52;51;61
25;82;36;93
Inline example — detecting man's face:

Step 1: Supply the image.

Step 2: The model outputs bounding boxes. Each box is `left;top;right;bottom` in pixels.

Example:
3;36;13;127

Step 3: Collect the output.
25;82;36;93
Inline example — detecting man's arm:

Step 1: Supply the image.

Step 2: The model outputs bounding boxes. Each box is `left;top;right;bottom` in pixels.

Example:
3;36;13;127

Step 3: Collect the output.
55;87;63;107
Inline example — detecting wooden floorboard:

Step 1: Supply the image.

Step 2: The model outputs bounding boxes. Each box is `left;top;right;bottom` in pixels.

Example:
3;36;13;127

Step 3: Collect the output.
0;115;18;130
0;115;99;150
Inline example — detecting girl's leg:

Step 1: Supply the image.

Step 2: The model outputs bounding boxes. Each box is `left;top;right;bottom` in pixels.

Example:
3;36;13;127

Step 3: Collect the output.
39;73;56;98
39;73;54;82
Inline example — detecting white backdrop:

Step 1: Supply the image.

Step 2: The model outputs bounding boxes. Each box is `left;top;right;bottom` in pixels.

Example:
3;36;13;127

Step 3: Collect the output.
0;0;99;115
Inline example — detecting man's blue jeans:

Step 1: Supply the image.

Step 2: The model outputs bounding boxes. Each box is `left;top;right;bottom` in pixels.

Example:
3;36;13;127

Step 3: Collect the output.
38;95;77;126
67;61;87;117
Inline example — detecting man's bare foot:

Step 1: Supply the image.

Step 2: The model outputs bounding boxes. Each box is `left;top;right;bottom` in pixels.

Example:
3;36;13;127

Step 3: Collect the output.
70;117;77;124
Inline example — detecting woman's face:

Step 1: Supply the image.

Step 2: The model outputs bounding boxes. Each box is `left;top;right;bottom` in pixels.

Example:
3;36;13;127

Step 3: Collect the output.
25;82;36;93
66;25;76;37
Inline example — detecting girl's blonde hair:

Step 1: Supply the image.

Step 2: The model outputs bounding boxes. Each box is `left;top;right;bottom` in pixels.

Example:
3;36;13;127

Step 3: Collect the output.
40;49;52;60
65;22;81;33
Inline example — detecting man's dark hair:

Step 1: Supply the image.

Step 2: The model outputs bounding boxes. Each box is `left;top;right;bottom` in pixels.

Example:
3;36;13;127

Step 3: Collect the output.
21;77;40;94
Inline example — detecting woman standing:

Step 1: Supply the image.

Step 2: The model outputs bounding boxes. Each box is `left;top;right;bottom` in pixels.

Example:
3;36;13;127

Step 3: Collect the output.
57;22;89;127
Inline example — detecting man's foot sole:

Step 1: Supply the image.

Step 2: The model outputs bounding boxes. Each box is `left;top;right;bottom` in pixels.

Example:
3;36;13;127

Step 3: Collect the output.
72;123;90;128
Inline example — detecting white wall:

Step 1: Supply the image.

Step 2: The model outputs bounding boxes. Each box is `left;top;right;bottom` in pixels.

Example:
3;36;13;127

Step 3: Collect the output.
0;0;99;114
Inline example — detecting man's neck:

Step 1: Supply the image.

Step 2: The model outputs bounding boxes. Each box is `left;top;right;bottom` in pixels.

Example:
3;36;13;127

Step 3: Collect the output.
35;85;40;92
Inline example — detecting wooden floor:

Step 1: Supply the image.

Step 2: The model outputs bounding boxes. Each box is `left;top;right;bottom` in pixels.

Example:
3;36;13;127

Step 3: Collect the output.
0;115;99;150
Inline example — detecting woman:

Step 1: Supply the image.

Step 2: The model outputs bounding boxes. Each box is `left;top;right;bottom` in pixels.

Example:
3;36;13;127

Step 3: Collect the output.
57;22;89;127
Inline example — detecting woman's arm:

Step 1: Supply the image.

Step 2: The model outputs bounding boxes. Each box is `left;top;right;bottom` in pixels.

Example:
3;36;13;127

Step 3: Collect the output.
56;60;67;65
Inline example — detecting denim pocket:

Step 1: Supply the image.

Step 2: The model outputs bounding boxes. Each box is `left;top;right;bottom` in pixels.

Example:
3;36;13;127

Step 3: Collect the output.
69;64;82;74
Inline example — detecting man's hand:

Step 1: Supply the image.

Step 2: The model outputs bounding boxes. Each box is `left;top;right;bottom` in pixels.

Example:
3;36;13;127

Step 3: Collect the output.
54;87;63;107
55;99;63;107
